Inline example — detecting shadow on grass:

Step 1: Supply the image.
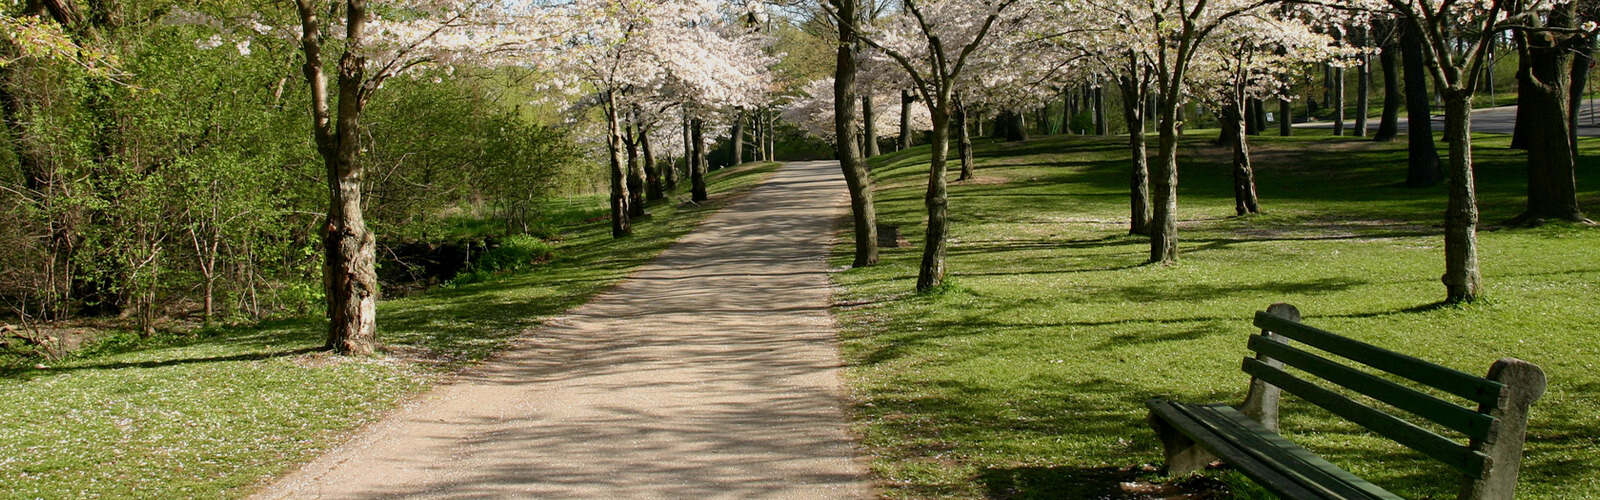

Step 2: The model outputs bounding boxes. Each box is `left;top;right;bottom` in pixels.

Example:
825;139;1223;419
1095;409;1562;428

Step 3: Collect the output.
978;465;1145;499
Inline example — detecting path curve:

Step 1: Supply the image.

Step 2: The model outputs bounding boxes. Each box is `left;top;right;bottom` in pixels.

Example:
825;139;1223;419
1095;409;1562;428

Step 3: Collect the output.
255;160;868;499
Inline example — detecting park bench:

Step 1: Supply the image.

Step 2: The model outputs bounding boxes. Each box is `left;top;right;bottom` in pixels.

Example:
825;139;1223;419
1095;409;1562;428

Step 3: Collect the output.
1146;303;1547;500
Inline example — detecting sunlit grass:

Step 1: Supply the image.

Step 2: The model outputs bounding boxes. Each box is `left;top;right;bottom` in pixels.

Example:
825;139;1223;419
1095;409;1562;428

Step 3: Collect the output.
0;162;782;499
833;130;1600;498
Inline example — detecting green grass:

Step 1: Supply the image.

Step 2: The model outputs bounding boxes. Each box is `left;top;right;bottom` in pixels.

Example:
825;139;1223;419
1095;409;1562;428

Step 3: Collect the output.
0;162;782;499
832;130;1600;498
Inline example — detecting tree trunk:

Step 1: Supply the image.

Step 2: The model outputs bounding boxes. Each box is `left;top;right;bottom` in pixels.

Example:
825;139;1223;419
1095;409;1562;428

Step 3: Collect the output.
1441;92;1481;302
1278;98;1292;136
898;90;914;150
1061;89;1073;135
956;95;975;181
1120;72;1152;236
296;0;379;355
625;125;645;218
1356;33;1371;137
1225;104;1261;215
1248;98;1260;133
1067;87;1080;134
691;118;708;202
1570;38;1593;157
916;106;953;292
1332;63;1346;136
1401;25;1443;187
1093;85;1108;135
832;0;878;267
1375;31;1401;142
863;94;880;157
732;107;745;165
1512;55;1533;149
604;91;632;237
1510;5;1590;225
1151;80;1183;264
768;109;776;161
644;129;664;202
999;110;1028;141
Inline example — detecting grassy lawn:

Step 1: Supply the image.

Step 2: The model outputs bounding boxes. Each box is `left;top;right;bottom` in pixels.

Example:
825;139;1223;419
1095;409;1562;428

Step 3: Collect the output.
0;162;781;499
832;130;1600;498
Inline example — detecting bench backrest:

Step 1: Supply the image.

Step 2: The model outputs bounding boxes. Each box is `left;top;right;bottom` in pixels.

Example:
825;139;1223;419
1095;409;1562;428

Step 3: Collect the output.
1243;304;1546;500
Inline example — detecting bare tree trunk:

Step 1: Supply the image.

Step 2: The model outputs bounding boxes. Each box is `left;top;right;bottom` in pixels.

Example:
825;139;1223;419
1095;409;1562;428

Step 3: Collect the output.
1060;89;1072;135
294;0;381;355
1332;62;1346;136
1278;98;1292;136
1569;37;1593;157
1093;84;1108;135
1119;67;1152;236
691;118;708;202
916;107;952;292
831;0;878;268
732;107;745;165
1356;26;1372;137
956;95;975;181
1067;87;1080;134
898;90;914;150
1509;4;1590;225
604;91;632;237
625;124;645;218
863;95;880;158
1441;92;1480;302
1400;25;1443;187
1225;104;1261;215
643;129;663;202
1375;27;1401;142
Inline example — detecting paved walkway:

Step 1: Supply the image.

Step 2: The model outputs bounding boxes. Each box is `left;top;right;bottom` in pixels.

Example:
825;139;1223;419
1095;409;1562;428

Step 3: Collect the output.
255;161;869;499
1293;98;1600;136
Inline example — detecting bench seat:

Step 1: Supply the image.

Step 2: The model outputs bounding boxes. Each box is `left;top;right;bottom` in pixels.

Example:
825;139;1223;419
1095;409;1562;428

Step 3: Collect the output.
1147;400;1398;500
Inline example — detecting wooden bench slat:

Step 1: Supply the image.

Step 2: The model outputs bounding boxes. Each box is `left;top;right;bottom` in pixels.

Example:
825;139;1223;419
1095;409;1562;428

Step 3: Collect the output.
1254;312;1504;407
1242;358;1491;478
1249;335;1499;442
1182;403;1402;500
1148;400;1374;500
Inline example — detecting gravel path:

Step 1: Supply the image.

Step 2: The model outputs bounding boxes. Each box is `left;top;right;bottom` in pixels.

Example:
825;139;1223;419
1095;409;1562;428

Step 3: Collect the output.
254;160;869;499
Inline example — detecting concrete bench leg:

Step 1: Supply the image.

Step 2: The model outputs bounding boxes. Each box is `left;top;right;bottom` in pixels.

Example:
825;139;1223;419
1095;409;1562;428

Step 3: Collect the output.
1148;411;1218;476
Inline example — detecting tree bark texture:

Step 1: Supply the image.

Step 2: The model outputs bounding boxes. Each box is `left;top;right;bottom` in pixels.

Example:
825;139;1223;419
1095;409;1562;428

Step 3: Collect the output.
1356;33;1371;137
1278;98;1292;136
1332;63;1346;136
1400;26;1443;187
1225;105;1261;215
1510;3;1590;225
690;118;708;202
1441;93;1481;302
625;125;645;218
999;110;1027;141
916;107;952;292
862;95;880;157
1375;31;1401;142
897;90;914;150
956;96;974;181
1569;38;1593;157
296;0;380;355
643;130;663;202
604;91;632;237
731;108;745;165
1093;85;1108;135
831;0;879;268
1119;69;1152;235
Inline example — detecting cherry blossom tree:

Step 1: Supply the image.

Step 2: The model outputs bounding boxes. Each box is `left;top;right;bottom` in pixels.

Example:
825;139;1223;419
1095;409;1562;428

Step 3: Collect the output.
1374;0;1597;302
837;0;1024;292
288;0;548;354
1188;12;1348;215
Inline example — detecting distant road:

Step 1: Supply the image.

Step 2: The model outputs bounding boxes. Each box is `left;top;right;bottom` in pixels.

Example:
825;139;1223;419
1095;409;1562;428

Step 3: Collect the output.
1291;98;1600;136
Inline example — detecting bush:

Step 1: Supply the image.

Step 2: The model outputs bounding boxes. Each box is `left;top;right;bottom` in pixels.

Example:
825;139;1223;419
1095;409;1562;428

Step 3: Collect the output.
477;235;556;273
